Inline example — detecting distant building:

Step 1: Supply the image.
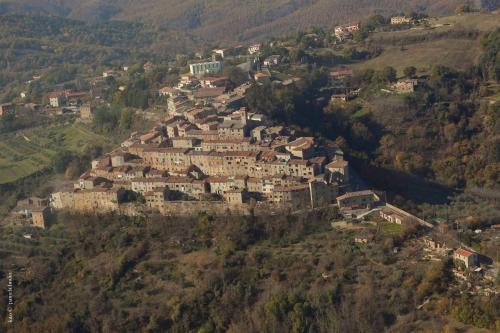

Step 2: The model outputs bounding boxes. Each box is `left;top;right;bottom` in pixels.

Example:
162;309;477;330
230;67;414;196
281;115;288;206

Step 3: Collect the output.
199;76;228;88
48;92;65;108
65;91;87;106
248;44;261;55
392;79;419;93
168;95;194;115
330;68;353;80
336;190;376;209
334;22;360;40
326;156;349;183
379;208;407;224
391;16;413;25
423;237;449;252
103;70;115;78
254;71;272;83
31;207;49;229
193;87;226;101
454;247;479;268
158;86;176;97
212;49;227;58
189;61;223;76
330;94;351;103
0;103;14;116
79;105;94;122
143;61;154;72
263;55;281;67
285;137;315;159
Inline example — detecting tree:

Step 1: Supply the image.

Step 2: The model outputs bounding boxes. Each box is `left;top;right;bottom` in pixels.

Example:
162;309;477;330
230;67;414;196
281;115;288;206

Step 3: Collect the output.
223;66;248;86
119;108;135;130
374;67;397;83
403;66;417;78
455;4;471;15
52;150;74;173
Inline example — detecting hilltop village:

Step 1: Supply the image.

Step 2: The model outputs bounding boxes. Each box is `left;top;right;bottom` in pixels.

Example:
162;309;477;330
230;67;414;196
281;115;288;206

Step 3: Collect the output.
3;14;440;222
0;9;499;332
51;97;348;216
43;16;430;217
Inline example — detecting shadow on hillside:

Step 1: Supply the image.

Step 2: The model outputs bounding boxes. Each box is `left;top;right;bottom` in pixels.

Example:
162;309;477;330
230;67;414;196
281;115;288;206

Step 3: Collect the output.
353;162;456;205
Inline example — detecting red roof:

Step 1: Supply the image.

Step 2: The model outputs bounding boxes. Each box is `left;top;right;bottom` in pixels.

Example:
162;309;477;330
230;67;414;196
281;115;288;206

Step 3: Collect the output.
47;92;63;98
455;247;476;258
194;87;226;98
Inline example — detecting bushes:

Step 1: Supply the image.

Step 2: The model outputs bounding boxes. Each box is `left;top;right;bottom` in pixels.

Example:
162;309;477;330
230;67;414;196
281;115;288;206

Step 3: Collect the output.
451;296;500;330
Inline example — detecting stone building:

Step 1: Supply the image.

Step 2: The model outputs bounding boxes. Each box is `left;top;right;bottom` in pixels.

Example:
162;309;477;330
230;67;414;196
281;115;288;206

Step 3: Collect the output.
285;137;315;159
392;79;418;93
0;103;14;116
379;208;407;224
326;157;349;183
453;247;479;268
336;190;376;209
79;105;94;122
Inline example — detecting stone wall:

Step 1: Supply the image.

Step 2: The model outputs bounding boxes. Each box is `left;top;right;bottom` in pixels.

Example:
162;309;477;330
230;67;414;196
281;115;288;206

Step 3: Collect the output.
115;200;298;217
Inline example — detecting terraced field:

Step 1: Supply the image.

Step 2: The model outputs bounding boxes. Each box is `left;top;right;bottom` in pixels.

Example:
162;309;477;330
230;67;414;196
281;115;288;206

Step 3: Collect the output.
0;123;112;184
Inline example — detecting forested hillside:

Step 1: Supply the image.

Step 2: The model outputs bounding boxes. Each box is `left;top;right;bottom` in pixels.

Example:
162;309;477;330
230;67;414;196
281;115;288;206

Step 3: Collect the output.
1;211;498;333
0;14;198;99
0;0;475;42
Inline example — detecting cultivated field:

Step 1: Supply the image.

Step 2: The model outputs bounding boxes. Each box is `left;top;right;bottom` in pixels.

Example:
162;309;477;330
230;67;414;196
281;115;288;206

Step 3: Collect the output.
0;124;111;184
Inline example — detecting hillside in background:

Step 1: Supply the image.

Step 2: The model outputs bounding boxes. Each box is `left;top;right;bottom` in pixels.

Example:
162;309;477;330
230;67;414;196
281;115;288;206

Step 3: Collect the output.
0;0;485;42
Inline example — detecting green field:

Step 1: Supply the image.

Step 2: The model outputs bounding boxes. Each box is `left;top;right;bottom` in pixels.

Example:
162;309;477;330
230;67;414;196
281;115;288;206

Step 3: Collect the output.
381;223;402;236
0;123;112;184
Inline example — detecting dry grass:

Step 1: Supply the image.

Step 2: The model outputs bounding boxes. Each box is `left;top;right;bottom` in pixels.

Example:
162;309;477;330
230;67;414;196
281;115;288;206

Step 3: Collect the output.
353;12;500;74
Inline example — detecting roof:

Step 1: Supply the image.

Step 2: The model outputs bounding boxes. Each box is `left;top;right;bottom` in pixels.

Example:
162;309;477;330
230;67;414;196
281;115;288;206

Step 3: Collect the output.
159;86;175;93
200;76;227;82
203;138;250;144
287;159;310;166
455;247;476;258
330;68;353;77
287;137;314;150
219;121;245;129
207;176;229;183
326;159;348;168
309;156;327;165
142;147;189;154
336;21;361;29
214;151;259;158
255;72;271;78
65;91;87;98
139;132;160;142
47;91;63;98
273;184;309;192
336;190;374;200
194;87;226;98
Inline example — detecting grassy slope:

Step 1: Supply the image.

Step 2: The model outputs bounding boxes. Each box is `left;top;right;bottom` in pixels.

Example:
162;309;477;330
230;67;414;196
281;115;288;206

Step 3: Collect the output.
352;13;500;74
0;123;111;184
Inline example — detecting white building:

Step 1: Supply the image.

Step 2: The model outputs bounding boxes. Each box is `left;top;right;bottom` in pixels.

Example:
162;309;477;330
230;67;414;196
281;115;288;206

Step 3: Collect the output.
189;61;223;76
248;44;261;55
48;92;64;108
391;16;412;25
